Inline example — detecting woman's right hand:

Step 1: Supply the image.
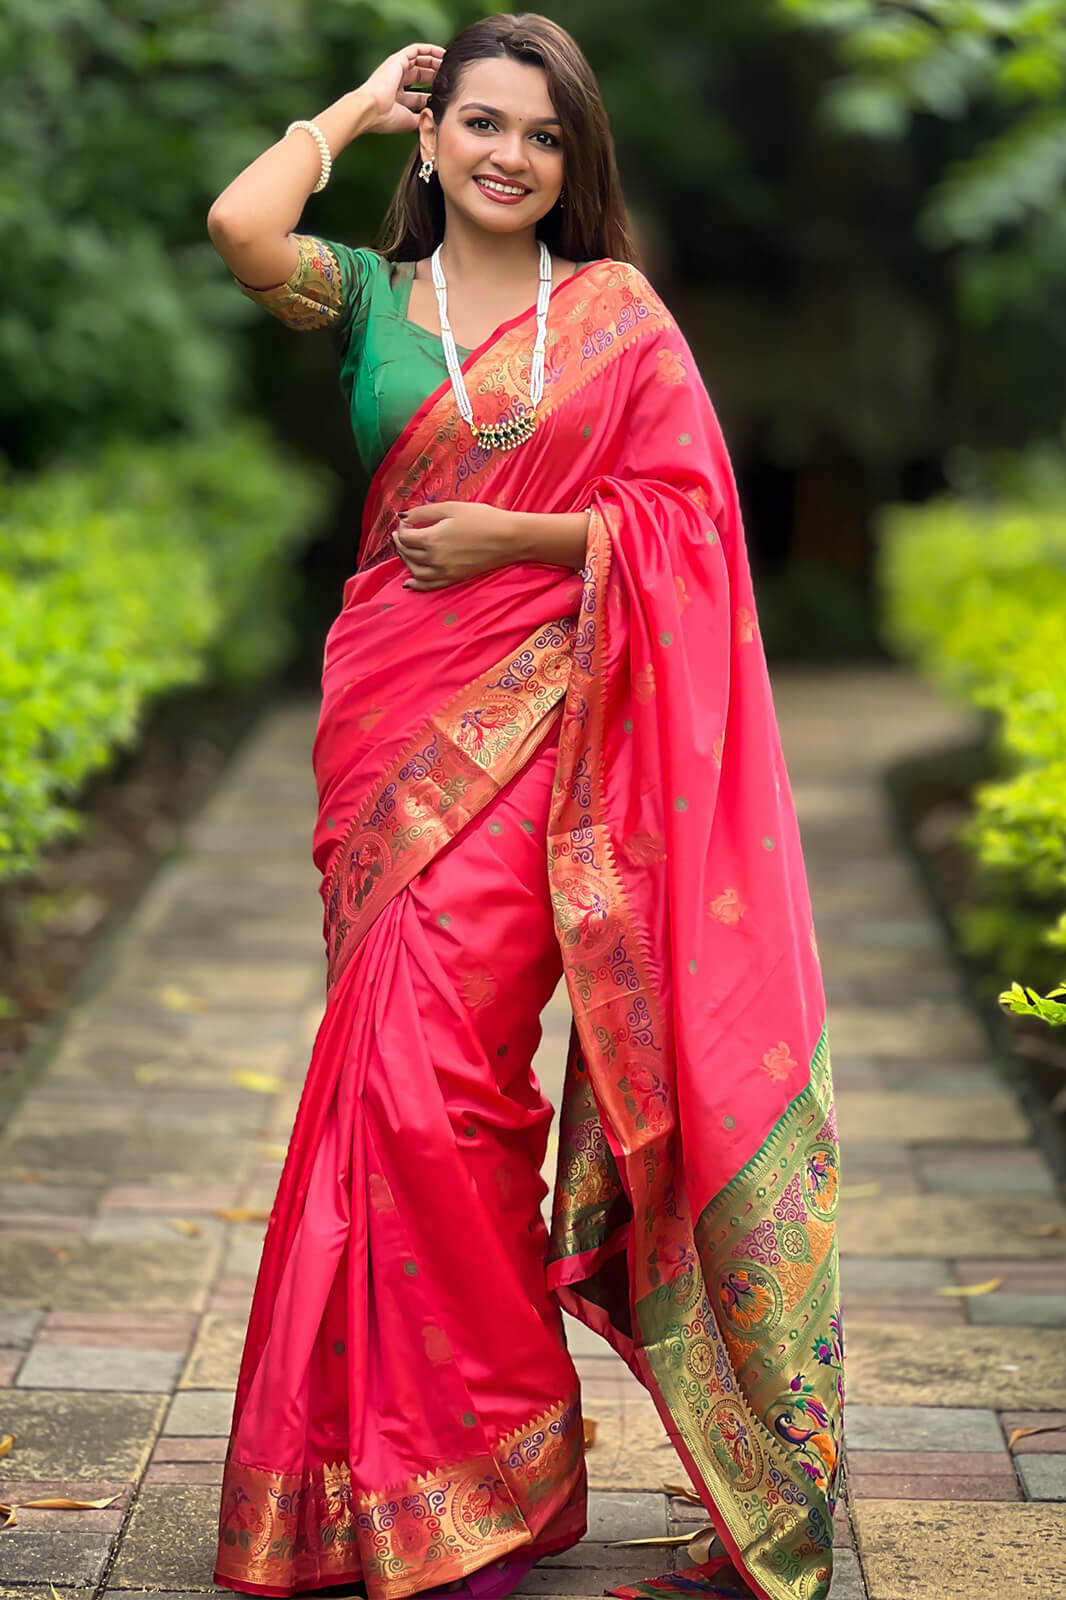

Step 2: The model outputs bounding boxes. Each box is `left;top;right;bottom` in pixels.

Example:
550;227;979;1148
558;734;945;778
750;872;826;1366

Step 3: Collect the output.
358;43;446;134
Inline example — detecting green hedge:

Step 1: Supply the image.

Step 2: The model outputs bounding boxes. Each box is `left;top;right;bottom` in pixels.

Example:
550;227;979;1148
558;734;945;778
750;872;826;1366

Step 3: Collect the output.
0;423;330;885
878;439;1066;1025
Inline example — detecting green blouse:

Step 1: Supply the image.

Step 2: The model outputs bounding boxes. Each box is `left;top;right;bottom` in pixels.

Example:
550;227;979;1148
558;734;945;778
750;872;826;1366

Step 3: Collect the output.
237;235;589;477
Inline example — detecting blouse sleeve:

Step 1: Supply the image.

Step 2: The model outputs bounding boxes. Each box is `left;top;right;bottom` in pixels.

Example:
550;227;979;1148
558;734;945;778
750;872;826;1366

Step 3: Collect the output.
234;234;378;333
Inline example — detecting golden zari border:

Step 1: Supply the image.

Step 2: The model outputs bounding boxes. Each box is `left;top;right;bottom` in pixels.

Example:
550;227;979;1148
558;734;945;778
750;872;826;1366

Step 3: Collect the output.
323;616;576;996
638;1031;840;1600
545;509;841;1600
235;234;347;331
216;1388;586;1599
547;1024;631;1268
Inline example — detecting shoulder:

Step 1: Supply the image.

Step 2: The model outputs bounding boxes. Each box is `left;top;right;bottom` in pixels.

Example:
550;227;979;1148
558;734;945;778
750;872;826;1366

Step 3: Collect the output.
577;258;673;322
323;240;388;287
580;257;660;296
288;235;384;292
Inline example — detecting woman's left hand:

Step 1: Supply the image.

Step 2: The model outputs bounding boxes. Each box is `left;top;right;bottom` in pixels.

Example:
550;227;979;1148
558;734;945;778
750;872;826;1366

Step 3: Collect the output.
392;501;516;591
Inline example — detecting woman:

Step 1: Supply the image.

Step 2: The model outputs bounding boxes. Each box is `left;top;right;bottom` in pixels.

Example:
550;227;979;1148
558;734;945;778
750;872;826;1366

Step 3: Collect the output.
206;15;844;1600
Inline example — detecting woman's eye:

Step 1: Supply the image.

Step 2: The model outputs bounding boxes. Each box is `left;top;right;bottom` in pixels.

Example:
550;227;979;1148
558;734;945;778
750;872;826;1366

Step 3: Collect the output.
465;117;559;148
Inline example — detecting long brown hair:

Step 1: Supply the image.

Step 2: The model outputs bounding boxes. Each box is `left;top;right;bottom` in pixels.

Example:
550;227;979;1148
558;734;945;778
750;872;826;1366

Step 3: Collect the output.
373;12;640;269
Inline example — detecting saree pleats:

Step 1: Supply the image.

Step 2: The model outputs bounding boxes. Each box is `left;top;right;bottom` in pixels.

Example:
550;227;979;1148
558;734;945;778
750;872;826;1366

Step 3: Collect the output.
216;728;588;1598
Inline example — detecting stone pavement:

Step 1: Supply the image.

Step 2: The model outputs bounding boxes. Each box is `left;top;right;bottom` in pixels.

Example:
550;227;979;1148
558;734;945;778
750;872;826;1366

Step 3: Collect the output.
2;665;1065;1600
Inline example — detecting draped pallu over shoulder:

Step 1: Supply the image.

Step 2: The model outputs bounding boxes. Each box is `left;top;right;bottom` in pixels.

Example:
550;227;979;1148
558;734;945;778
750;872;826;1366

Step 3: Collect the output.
340;259;844;1600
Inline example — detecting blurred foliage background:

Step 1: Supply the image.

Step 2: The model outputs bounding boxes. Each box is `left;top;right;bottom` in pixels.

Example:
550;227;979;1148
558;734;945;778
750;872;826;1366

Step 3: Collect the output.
2;0;1065;1004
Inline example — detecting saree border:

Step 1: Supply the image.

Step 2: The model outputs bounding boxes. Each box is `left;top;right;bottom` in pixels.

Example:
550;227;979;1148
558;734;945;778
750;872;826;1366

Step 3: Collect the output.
545;508;839;1600
636;1028;840;1600
214;1387;586;1600
323;616;576;995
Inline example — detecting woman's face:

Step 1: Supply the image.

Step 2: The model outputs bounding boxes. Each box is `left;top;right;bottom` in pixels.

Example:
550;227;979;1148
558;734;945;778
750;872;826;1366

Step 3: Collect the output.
421;56;565;234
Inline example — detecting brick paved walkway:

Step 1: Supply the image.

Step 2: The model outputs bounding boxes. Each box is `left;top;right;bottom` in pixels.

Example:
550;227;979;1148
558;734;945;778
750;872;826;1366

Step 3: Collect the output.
2;667;1065;1599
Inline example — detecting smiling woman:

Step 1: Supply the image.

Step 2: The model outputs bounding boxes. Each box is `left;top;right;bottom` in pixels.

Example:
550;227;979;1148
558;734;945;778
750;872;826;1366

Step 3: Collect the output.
462;102;562;202
205;14;843;1600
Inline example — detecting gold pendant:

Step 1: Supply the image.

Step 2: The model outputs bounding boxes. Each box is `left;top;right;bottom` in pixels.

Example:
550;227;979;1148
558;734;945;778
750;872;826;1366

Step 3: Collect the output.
470;409;538;452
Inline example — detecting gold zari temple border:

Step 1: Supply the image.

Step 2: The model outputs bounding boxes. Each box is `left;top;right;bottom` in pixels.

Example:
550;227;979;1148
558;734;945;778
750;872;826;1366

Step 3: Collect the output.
216;1388;586;1598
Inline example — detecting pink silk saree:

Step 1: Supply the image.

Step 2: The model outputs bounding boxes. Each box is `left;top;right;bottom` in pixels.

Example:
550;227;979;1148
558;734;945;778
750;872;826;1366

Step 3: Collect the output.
214;258;844;1600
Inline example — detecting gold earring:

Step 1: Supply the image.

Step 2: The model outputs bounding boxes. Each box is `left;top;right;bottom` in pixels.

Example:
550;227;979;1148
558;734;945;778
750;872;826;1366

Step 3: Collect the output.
559;186;566;207
419;158;435;183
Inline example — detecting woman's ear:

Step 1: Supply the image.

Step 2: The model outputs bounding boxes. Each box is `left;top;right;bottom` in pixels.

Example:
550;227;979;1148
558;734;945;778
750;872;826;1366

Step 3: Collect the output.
417;106;436;163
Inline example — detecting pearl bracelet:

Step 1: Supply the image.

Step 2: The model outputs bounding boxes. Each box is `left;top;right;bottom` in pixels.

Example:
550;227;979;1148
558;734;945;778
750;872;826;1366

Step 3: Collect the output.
285;119;332;193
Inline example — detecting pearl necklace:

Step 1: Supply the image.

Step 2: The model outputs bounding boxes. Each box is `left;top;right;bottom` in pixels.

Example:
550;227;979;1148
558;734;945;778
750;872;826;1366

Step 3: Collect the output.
430;239;553;452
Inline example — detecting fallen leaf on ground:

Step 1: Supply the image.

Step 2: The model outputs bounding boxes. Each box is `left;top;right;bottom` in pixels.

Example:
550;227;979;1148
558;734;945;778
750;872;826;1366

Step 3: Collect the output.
1007;1424;1066;1451
685;1524;724;1565
625;1523;722;1564
936;1276;1003;1297
213;1207;271;1223
582;1418;597;1449
229;1070;285;1094
608;1535;693;1548
664;1481;702;1503
32;1495;120;1510
841;1182;881;1199
134;1063;171;1084
0;1434;14;1460
168;1218;202;1236
157;985;207;1013
2;1491;120;1530
51;1586;67;1600
256;1144;289;1160
1022;1222;1066;1238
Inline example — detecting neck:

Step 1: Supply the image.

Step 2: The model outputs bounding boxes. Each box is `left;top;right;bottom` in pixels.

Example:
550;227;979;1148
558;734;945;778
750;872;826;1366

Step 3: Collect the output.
436;213;544;283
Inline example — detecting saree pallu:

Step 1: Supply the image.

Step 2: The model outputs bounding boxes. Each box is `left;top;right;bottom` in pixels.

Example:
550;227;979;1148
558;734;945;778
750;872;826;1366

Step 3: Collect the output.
215;259;844;1600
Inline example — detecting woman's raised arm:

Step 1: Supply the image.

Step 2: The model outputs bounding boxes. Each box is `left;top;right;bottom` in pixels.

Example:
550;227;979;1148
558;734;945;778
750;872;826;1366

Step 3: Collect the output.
206;44;445;291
